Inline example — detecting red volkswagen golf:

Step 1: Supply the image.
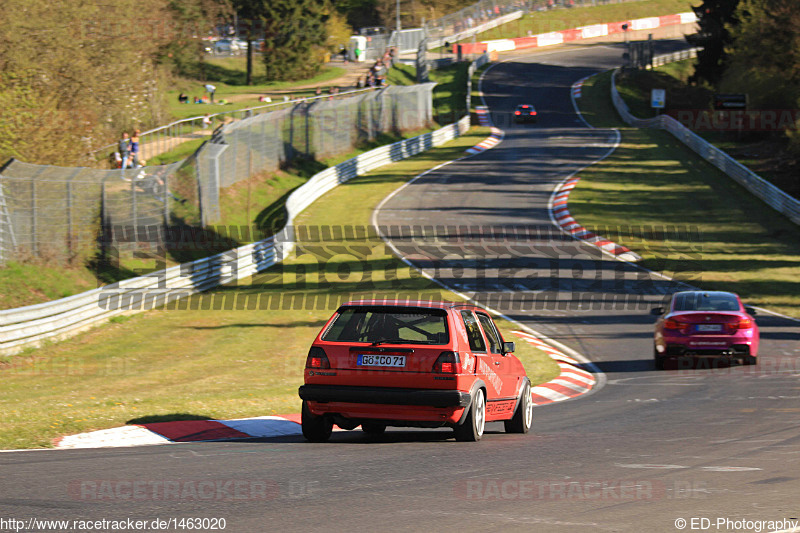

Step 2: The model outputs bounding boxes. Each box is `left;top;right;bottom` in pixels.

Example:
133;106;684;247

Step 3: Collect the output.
298;300;534;442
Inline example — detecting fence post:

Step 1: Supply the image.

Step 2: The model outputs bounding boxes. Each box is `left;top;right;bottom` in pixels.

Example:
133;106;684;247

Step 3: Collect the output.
131;170;137;242
101;180;108;259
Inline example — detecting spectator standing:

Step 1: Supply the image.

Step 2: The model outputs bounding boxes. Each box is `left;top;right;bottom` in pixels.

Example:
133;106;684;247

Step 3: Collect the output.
204;83;216;103
118;132;130;169
130;129;141;167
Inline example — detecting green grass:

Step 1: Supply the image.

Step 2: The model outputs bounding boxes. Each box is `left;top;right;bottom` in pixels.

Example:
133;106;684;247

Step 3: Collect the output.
572;70;800;318
146;138;206;166
217;130;433;233
167;65;346;121
0;261;100;310
0;126;559;450
473;0;693;42
388;62;473;124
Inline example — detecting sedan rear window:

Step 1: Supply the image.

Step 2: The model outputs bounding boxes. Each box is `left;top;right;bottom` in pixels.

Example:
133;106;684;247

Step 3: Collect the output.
322;307;449;344
673;293;739;312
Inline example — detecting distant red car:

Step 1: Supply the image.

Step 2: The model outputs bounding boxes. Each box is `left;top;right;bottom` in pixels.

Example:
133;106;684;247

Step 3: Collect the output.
514;104;538;123
298;300;533;442
652;291;759;369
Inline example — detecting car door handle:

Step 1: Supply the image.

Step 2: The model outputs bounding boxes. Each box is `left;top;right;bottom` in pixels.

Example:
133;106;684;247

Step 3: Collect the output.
494;361;501;365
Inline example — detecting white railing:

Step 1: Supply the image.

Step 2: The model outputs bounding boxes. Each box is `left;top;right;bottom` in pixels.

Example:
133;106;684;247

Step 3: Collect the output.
0;117;471;355
610;65;800;226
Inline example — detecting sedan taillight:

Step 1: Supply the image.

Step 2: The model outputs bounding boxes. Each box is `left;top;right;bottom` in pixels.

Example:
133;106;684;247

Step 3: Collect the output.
664;317;690;333
432;351;462;374
306;347;330;369
731;317;753;330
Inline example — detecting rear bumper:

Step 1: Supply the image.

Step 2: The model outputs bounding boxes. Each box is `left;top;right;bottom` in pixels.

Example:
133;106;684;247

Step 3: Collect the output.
663;342;752;357
298;384;471;408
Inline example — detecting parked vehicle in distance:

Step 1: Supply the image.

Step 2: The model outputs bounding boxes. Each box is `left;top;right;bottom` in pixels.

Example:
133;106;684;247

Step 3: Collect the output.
213;39;239;53
514;104;538;123
651;291;759;369
298;300;534;442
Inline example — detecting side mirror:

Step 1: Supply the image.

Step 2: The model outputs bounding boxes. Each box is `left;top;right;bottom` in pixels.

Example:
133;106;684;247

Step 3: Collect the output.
502;341;515;355
744;306;757;316
650;307;665;316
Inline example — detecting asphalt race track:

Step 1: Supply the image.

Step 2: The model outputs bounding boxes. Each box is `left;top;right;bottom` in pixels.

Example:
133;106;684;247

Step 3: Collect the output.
3;41;800;533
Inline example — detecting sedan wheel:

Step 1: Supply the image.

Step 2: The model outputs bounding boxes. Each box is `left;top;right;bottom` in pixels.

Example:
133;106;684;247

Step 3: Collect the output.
454;388;486;442
505;380;533;434
654;346;666;370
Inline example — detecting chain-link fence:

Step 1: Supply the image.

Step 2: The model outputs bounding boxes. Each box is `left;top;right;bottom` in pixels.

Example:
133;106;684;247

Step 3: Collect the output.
0;84;436;265
0;160;187;264
195;84;436;225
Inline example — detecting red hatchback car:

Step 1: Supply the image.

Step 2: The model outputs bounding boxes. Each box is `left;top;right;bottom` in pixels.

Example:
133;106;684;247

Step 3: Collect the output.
298;300;534;442
652;291;759;369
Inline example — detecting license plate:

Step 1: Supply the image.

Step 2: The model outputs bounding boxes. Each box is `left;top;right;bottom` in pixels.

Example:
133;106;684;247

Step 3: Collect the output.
357;354;406;367
696;324;722;332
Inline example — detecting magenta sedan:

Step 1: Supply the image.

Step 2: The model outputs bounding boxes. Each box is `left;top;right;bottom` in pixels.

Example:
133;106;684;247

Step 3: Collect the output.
651;291;759;369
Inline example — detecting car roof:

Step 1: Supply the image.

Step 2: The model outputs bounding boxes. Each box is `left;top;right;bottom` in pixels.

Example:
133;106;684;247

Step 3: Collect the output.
341;299;478;311
672;290;738;299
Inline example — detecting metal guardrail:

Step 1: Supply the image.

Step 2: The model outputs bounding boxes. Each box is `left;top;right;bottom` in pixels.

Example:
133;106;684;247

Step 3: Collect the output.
0;116;471;355
610;61;800;226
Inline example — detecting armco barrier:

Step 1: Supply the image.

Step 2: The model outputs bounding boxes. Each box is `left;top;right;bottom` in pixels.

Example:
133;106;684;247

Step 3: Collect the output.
610;68;800;226
0;116;471;355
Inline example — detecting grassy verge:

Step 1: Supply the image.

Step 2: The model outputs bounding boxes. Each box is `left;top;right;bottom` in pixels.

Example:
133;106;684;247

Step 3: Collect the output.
572;70;800;318
473;0;692;42
0;126;559;450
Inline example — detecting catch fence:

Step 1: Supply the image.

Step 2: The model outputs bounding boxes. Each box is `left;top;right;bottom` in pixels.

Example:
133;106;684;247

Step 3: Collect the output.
195;84;436;225
0;161;186;264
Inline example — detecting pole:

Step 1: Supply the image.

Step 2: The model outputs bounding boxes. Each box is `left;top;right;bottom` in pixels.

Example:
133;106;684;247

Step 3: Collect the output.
396;0;401;32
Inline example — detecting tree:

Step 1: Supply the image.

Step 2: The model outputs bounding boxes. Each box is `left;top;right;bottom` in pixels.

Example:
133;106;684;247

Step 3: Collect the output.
159;0;231;79
262;0;329;82
686;0;741;87
231;0;269;86
0;0;172;165
723;0;800;153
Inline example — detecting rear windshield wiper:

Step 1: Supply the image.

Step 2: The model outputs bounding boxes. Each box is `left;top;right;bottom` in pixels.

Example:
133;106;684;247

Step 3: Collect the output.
371;339;406;346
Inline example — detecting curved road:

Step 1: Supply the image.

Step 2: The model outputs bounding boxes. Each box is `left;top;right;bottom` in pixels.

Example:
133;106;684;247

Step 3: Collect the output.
3;41;800;533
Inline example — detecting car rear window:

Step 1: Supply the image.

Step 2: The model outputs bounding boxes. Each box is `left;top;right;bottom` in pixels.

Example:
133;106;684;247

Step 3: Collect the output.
672;293;739;312
322;307;449;344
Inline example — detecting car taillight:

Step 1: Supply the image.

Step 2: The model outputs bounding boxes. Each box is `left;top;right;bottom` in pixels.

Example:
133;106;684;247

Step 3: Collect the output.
514;111;521;115
664;317;690;333
432;351;462;374
530;111;536;115
306;347;330;369
733;317;753;330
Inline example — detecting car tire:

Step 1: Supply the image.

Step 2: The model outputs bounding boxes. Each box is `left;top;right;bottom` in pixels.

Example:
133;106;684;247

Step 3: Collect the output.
742;355;757;365
504;380;533;434
361;422;386;435
301;400;333;443
454;388;486;442
654;347;666;370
